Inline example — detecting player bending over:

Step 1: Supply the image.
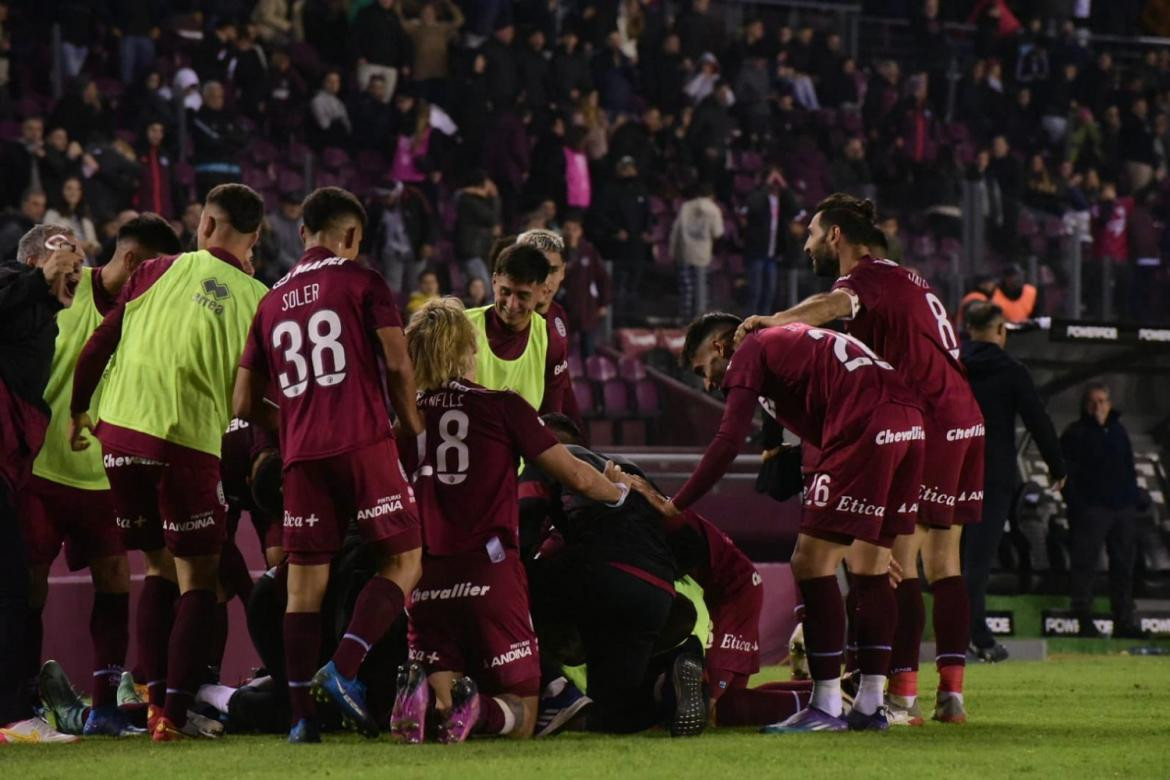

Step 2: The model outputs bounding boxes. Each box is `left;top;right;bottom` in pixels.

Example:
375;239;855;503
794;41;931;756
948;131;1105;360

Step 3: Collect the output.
394;297;631;743
627;313;925;733
738;195;985;724
234;187;423;743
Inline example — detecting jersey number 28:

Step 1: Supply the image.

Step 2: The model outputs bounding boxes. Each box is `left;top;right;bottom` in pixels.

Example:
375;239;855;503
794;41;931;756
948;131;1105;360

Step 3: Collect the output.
414;410;470;486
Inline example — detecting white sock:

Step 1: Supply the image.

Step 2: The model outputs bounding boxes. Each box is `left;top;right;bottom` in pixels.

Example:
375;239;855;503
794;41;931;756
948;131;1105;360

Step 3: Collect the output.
890;692;917;709
854;674;886;716
939;690;964;705
194;683;236;715
494;697;516;735
810;678;843;717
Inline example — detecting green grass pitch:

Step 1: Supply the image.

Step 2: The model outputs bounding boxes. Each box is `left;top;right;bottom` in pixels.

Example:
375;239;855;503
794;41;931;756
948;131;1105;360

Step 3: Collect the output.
5;655;1169;779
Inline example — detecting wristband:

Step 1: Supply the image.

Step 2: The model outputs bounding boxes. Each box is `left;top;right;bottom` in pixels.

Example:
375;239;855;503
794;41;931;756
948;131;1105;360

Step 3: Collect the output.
605;481;630;508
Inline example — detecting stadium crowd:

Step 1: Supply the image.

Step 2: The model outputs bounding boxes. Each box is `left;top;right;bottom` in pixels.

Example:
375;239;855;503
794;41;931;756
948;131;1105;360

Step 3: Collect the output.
2;0;1170;326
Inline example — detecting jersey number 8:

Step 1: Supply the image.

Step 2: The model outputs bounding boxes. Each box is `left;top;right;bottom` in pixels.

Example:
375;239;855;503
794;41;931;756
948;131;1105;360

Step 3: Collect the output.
272;310;348;398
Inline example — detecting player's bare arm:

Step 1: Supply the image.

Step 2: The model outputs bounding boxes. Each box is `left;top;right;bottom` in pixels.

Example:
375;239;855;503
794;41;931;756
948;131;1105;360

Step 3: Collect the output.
377;326;424;437
534;444;630;507
734;290;854;345
232;366;279;433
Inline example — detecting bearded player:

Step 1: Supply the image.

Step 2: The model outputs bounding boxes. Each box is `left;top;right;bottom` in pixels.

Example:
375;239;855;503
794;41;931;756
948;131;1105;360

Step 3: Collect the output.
628;313;925;732
71;185;269;741
739;195;985;724
394;297;631;743
234;187;424;744
21;216;180;737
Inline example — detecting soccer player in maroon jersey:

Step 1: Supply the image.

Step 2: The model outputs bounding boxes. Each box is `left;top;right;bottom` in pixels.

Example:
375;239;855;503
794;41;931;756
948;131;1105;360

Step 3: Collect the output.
628;313;925;732
394;297;632;743
233;187;425;744
738;194;986;724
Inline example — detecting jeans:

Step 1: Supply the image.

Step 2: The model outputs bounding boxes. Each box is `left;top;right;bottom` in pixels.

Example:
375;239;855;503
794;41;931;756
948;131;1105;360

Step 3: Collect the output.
747;256;779;314
1068;505;1137;625
381;250;424;295
120;35;156;85
962;485;1012;649
678;265;708;323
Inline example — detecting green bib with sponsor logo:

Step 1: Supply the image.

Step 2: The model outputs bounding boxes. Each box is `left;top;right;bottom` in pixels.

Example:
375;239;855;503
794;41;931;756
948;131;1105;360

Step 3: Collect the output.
98;251;267;458
465;305;547;411
32;267;109;490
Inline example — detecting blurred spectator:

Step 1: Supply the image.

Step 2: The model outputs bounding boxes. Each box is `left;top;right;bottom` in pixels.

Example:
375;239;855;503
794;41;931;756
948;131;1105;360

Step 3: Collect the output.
1;117;46;210
194;20;237;84
576;90;610;163
608;106;663;187
113;0;161;85
1041;63;1079;145
677;0;725;62
39;127;83;204
252;0;295;46
308;70;352;150
1125;189;1162;323
368;179;434;295
265;50;309;141
178;201;202;248
987;135;1023;255
564;127;592;211
829;136;873;199
401;0;464;106
406;267;442;316
1023;154;1063;215
463;276;488;309
641;32;686;119
1066;108;1103;168
685;53;721;105
1119;96;1156;192
453;170;500;291
267;191;303;278
592;155;650;313
227;26;269;120
85;137;142;225
484;21;519;111
553;24;594;107
50;77;112;148
1090;181;1131;317
742;166;798;314
350;75;394;152
671;179;724;322
593;31;638;116
1060;383;1146;639
43;177;100;258
191;81;245;198
352;0;410;99
877;213;904;264
517;27;554;122
989;264;1037;322
561;209;610;356
59;0;96;78
0;189;46;261
958;273;998;326
303;0;351;68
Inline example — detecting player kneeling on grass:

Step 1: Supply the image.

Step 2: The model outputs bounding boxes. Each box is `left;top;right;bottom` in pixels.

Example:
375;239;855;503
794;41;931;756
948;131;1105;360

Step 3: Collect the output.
626;313;925;733
234;187;425;744
395;297;634;743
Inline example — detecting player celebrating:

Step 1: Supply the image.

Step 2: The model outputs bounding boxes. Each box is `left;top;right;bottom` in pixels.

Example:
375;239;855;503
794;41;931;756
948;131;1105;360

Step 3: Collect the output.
22;216;180;737
70;185;269;741
234;187;424;744
632;313;925;732
738;195;985;724
466;243;571;413
396;297;631;743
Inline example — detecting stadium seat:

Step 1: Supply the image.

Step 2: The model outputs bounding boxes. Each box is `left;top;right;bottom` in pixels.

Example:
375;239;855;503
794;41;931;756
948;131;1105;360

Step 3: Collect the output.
573;381;597;417
615;328;659;358
568;353;584;380
585;355;617;383
633;379;660;416
321;147;351;172
248;139;278;166
657;329;685;356
601;379;631;417
617;355;647;382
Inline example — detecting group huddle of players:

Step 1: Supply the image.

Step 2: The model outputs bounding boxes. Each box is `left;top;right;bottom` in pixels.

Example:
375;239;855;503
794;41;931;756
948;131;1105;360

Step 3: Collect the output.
10;181;984;746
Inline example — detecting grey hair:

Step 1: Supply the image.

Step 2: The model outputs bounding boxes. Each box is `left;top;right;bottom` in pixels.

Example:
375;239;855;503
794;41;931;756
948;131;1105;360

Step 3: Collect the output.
516;228;564;258
16;224;72;265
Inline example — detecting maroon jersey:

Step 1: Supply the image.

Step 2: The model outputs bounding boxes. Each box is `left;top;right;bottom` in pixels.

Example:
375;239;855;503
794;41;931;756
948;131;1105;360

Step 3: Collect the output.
240;246;402;466
832;256;978;424
725;323;918;449
402;380;558;556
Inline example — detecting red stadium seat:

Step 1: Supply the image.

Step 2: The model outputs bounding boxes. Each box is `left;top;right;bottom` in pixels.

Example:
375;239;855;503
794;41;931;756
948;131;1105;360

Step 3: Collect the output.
633;379;660;416
568;353;584;380
321;147;351;172
657;329;685;356
601;380;631;417
573;381;597;417
615;328;658;357
585;354;617;383
249;139;278;166
617;355;647;382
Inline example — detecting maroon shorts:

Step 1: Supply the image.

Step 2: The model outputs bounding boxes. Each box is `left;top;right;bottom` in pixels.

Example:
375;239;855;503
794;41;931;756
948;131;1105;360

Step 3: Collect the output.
102;449;226;557
281;439;421;565
919;416;986;528
801;403;927;547
407;549;540;696
18;475;124;570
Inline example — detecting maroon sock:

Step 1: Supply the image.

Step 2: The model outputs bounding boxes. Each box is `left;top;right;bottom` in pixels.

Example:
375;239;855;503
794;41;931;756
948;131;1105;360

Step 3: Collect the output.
207;602;229;683
332;577;404;679
284;612;321;724
890;577;924;678
218;541;253;604
90;592;130;708
931;576;970;682
797;575;845;682
137;576;178;707
474;693;506;734
715;686;810;727
163;589;215;725
23;607;43;692
843;574;858;674
852;574;897;677
758;679;814;693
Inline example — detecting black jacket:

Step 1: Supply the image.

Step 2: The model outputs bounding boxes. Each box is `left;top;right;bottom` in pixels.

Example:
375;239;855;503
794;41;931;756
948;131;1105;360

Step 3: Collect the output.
961;340;1066;491
351;3;410;68
452;191;499;262
1060;409;1141;511
741;186;799;259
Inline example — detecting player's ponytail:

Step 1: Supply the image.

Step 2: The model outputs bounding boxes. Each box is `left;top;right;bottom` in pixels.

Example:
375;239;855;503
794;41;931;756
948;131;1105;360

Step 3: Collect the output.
405;297;478;392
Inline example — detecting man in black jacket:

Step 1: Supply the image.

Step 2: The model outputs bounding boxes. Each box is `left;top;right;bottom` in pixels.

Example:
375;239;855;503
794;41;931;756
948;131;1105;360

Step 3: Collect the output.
961;303;1066;661
741;167;799;315
352;0;411;100
1060;381;1146;638
0;226;83;740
